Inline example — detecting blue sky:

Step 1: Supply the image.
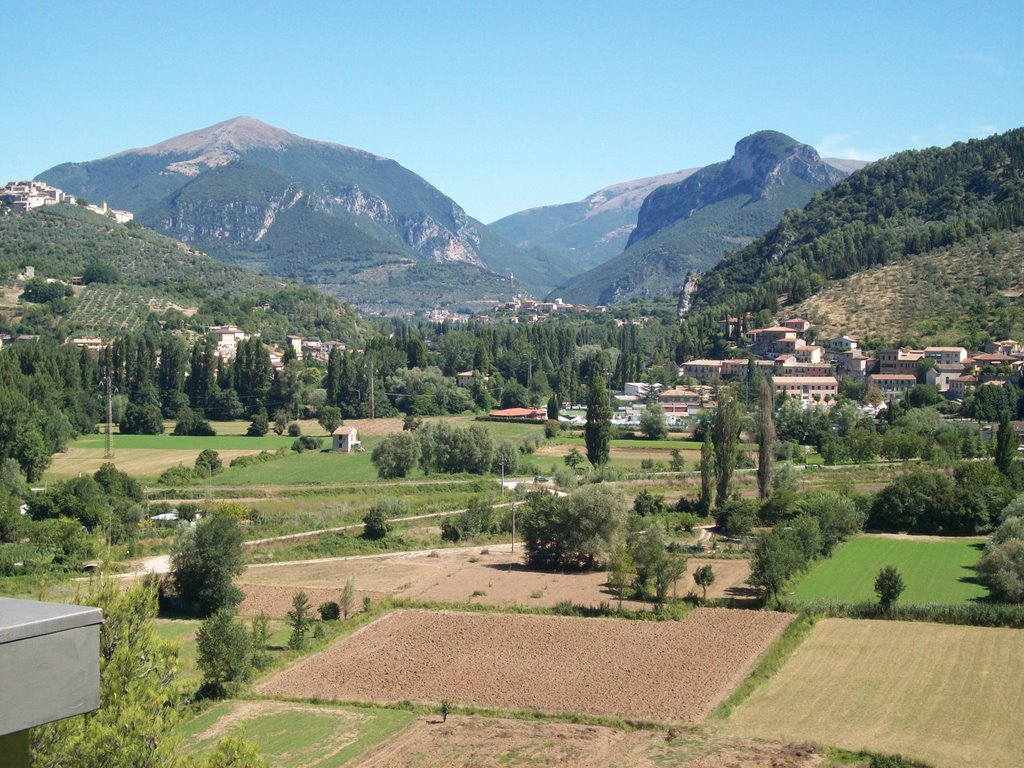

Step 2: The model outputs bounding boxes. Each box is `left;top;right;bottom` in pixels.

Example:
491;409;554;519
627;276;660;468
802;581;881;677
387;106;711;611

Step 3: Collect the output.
2;1;1021;222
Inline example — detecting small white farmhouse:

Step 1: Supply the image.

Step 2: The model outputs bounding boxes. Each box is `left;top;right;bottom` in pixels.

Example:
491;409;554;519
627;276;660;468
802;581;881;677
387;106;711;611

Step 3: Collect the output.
331;426;360;453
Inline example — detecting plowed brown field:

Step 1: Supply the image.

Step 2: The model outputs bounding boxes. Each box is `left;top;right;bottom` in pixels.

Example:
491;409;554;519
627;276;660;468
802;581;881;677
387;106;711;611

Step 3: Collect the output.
258;608;792;723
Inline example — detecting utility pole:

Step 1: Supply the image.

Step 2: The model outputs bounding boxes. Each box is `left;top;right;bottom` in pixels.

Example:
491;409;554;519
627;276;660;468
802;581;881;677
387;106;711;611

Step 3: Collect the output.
368;362;375;420
103;367;114;459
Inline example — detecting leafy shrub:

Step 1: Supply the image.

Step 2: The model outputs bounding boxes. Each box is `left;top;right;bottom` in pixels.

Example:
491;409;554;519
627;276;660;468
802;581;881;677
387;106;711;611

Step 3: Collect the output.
287;422;301;437
291;436;323;453
318;601;340;621
158;465;196;485
174;408;216;437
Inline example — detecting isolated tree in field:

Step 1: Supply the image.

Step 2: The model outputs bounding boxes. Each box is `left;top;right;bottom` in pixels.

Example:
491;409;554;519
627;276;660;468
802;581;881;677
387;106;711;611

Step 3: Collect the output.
711;391;739;506
195;608;253;697
756;379;776;499
669;448;684;473
172;513;245;615
440;699;451;723
693;564;715;601
317;405;343;436
584;370;611;466
250;612;271;670
606;544;635;608
564;447;585;472
195;449;222;476
341;576;356;619
246;409;269;437
995;411;1017;476
547;393;560;421
750;529;803;603
371;431;420;478
653;552;687;608
363;507;391;539
287;590;313;650
699;431;716;512
874;565;906;611
640;401;668;440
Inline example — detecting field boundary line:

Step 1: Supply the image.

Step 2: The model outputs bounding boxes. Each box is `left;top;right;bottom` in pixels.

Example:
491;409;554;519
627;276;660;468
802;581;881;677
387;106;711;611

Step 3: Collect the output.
709;614;815;722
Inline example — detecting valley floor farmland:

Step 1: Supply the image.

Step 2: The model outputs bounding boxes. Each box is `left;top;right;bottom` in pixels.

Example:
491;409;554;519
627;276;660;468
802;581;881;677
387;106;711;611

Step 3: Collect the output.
183;705;826;768
725;618;1024;768
257;608;792;723
790;535;988;605
234;545;755;616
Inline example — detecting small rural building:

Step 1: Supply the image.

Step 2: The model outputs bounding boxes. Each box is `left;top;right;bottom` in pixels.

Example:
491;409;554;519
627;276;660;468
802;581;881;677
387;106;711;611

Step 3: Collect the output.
867;373;918;397
948;374;978;400
679;359;723;382
331;426;361;452
773;376;839;402
926;363;966;392
923;346;968;366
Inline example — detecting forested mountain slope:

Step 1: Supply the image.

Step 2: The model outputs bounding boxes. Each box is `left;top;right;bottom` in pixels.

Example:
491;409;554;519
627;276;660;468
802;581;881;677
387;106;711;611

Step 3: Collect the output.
678;128;1024;357
550;131;847;306
795;229;1024;347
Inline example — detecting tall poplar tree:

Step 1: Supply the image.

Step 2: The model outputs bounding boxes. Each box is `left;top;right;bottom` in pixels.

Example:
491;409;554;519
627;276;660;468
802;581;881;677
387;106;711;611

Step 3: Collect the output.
584;370;611;466
699;430;716;513
995;411;1017;476
756;378;776;499
712;390;739;506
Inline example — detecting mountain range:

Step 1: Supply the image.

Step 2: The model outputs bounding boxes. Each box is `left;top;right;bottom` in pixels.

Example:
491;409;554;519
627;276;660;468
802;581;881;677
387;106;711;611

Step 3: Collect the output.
37;117;568;312
36;118;865;313
542;132;854;306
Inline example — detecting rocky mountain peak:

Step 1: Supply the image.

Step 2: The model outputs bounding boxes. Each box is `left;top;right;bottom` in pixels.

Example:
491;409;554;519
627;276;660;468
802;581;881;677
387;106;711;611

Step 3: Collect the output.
627;130;844;247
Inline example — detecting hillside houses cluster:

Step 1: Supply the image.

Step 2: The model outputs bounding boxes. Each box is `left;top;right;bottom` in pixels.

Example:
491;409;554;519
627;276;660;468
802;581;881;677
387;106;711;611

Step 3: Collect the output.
680;317;1024;404
65;323;346;373
1;180;133;223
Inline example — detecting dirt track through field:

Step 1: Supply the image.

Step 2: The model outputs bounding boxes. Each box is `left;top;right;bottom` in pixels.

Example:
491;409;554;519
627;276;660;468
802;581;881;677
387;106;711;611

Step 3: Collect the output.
258;608;792;723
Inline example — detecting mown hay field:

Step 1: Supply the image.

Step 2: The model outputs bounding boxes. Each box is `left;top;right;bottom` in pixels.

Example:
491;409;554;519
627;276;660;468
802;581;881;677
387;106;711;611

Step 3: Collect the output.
179;700;414;768
725;618;1024;768
790;535;988;605
258;608;792;723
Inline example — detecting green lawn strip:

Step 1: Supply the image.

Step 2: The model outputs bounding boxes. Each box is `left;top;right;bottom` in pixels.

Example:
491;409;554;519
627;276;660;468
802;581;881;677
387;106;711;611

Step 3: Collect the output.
791;536;987;605
211;447;383;485
177;700;414;768
710;614;816;722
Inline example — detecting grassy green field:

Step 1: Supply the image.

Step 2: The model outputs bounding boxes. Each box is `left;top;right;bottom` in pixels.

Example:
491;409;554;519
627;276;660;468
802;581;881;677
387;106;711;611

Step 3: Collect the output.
791;535;988;605
726;618;1024;768
74;432;301;451
179;700;414;767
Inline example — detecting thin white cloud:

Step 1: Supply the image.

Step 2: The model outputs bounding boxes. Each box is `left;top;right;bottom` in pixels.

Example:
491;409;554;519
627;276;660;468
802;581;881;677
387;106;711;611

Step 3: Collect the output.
817;133;884;161
952;54;1008;76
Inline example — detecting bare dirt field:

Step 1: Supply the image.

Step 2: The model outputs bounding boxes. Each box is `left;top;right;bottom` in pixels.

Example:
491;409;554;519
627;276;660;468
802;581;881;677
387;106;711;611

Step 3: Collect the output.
355;715;823;768
726;618;1024;768
258;608;792;723
237;584;389;618
236;546;754;614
